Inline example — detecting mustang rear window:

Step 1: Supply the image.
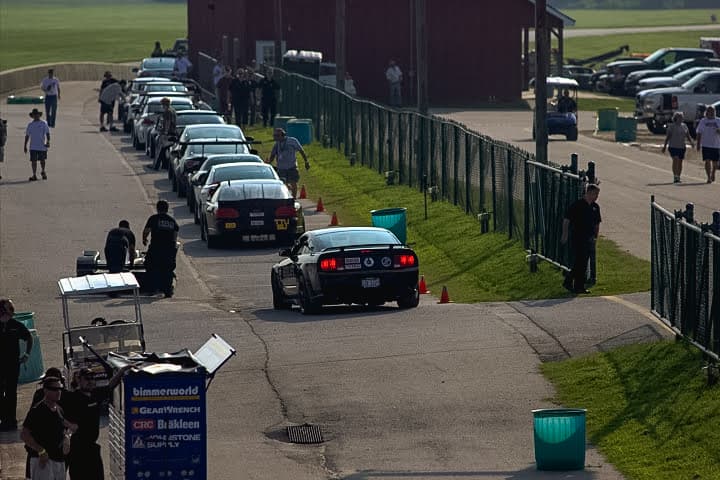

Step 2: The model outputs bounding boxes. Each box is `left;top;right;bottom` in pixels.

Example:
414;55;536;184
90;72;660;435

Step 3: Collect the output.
185;127;243;139
179;115;225;125
314;231;400;249
214;166;277;182
217;183;290;201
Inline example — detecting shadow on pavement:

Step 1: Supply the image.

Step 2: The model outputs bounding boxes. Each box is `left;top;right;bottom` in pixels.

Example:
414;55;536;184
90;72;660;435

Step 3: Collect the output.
253;304;400;323
342;467;601;479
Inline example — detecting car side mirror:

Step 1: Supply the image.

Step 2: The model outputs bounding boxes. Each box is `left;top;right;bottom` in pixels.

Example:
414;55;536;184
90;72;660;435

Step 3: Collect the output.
278;248;291;257
245;136;254;142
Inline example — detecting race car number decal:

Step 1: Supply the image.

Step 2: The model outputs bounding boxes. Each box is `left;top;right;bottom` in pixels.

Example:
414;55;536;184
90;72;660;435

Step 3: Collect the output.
275;219;289;230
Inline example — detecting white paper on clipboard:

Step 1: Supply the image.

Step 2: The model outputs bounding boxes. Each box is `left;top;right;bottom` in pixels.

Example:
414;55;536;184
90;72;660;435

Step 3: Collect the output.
193;334;236;375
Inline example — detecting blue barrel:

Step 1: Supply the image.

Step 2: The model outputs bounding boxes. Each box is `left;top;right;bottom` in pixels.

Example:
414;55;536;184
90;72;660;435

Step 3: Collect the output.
286;119;314;145
596;108;618;131
273;115;296;132
13;311;35;329
370;208;408;244
615;117;637;142
18;329;45;384
533;408;586;471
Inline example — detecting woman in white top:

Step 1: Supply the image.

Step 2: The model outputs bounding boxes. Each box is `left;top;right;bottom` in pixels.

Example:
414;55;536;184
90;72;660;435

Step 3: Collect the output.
696;105;720;183
662;112;694;183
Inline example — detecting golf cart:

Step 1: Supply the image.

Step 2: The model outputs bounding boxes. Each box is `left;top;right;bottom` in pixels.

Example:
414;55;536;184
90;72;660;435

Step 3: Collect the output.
59;273;146;388
532;77;579;141
76;249;150;292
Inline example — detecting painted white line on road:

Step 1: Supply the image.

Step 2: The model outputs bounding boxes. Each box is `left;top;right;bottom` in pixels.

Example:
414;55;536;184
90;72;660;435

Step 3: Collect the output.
602;295;675;336
577;137;707;184
95;128;214;299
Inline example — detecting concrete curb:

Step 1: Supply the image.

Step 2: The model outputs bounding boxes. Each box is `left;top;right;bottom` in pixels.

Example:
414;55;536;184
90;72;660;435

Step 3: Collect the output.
0;62;136;95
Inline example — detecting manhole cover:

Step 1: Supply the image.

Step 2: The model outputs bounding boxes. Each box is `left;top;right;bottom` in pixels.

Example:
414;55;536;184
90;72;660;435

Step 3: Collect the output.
287;424;324;444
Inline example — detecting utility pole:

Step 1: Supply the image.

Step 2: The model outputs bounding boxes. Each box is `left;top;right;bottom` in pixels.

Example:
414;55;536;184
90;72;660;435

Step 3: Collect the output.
535;0;549;164
274;0;283;66
335;0;346;91
415;0;428;114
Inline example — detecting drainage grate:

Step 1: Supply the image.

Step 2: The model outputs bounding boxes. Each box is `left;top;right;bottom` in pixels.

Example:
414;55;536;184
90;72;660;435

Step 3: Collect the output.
287;424;324;444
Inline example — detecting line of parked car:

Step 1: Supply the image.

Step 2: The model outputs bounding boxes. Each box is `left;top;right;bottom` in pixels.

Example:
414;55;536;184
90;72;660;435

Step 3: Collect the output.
115;58;421;313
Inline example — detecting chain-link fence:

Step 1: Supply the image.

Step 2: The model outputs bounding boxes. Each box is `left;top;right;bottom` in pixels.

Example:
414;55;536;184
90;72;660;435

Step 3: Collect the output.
651;197;720;359
277;70;593;269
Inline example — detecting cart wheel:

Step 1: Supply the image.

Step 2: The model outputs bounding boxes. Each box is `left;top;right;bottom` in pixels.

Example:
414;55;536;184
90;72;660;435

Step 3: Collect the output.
91;317;107;326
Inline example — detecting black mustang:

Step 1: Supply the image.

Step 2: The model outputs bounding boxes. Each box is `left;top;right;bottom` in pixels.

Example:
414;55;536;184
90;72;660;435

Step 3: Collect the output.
271;227;420;314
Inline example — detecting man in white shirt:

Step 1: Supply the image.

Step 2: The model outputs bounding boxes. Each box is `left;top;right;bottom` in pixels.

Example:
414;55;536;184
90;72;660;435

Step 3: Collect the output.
174;53;192;79
385;60;403;107
40;69;60;128
696;105;720;183
98;80;125;132
23;108;50;181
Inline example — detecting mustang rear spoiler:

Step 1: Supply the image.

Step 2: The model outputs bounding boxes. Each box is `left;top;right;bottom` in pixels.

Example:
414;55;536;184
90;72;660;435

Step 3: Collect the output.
320;244;406;252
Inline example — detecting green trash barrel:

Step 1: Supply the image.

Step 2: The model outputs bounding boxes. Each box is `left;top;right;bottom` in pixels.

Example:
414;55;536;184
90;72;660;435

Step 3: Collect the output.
286;119;314;145
596;108;618;131
615;116;637;142
18;329;45;384
7;95;44;105
273;115;296;132
370;208;407;244
13;311;35;329
533;408;586;471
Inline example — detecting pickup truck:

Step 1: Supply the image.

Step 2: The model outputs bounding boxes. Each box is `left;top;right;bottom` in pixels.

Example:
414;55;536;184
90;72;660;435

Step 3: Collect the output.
635;69;720;134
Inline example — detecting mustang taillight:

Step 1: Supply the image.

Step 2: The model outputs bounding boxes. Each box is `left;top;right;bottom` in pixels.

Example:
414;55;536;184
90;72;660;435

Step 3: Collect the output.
319;258;339;271
275;205;297;217
671;95;678;109
215;207;239;219
394;254;416;267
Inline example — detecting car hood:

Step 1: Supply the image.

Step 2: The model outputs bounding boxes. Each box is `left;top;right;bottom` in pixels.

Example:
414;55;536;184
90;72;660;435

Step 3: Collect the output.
627;69;663;80
638;76;677;85
637;86;688;99
606;59;645;68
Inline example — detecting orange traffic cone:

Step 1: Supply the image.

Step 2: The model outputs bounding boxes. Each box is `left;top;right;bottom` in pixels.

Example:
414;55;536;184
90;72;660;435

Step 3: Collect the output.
299;185;307;199
438;286;451;304
316;197;325;212
418;275;430;294
329;212;339;226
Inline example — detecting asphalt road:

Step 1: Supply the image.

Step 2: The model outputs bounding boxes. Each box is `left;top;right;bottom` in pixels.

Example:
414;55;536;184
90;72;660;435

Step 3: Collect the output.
0;83;671;480
435;108;720;261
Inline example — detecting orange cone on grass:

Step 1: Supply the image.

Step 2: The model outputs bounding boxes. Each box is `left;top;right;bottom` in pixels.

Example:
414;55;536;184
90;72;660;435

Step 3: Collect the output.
316;197;325;212
438;286;451;304
329;212;339;226
418;275;430;294
299;185;307;199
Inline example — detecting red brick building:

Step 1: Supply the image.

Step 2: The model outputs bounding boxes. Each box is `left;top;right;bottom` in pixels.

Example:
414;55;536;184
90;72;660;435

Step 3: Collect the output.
187;0;573;106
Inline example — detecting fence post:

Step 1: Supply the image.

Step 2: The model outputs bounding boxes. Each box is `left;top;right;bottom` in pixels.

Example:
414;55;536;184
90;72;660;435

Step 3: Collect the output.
650;195;656;315
478;138;485;212
453;126;460;207
441;123;448;201
465;133;472;214
491;142;497;231
524;159;530;250
398;112;404;176
507;148;513;239
570;153;578;174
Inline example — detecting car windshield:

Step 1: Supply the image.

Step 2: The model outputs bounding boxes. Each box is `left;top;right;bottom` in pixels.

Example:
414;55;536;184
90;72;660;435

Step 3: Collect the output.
682;72;710;90
147;101;193;113
642;49;668;65
217;182;290;201
212;165;278;182
142;58;176;70
313;230;401;250
184;126;243;140
187;144;249;156
200;155;263;171
177;114;224;126
146;84;188;92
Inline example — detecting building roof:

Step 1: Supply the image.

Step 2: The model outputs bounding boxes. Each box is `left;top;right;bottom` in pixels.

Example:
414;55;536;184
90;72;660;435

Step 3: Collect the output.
528;1;576;27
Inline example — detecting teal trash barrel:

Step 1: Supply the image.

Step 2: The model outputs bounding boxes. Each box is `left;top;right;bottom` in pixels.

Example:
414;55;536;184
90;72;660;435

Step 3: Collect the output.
370;208;408;244
18;329;45;384
286;118;314;145
7;95;44;105
615;117;637;142
596;108;618;131
13;311;35;329
533;408;586;471
273;115;296;131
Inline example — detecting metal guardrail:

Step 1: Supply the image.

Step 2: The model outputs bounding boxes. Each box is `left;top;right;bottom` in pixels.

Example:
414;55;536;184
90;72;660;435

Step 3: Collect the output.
651;196;720;360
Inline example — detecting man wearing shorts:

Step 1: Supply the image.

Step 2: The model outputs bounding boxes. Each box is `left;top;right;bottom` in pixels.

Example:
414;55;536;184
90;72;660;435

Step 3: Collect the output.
23;108;50;181
99;71;118;132
662;112;694;183
267;128;309;198
696;105;720;183
0;115;6;180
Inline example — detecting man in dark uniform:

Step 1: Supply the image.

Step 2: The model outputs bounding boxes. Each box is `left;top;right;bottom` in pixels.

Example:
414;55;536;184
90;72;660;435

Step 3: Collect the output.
556;89;577;114
153;97;177;170
229;69;256;127
104;220;136;273
0;298;33;431
143;200;179;297
561;184;600;294
63;366;132;480
259;69;280;127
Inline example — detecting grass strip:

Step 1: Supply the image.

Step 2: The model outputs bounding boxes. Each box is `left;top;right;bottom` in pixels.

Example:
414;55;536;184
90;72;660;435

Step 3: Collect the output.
247;126;649;302
565;9;720;29
542;340;720;479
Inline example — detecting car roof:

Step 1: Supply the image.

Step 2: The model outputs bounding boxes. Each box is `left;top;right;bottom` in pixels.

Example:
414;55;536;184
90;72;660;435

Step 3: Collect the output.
201;154;262;165
210;162;271;171
309;227;401;237
142;91;191;97
141;57;176;66
147;96;192;104
545;76;579;88
184;124;240;130
131;77;170;83
178;110;220;115
224;179;284;186
186;137;244;143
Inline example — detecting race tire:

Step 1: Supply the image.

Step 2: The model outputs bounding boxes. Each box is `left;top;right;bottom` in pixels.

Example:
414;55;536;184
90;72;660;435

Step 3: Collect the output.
206;233;220;249
298;277;321;315
397;286;420;309
646;119;667;135
271;271;291;310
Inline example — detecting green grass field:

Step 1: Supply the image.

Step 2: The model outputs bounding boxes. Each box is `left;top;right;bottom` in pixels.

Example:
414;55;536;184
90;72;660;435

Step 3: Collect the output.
246;126;650;302
543;340;720;479
565;9;720;29
0;0;186;71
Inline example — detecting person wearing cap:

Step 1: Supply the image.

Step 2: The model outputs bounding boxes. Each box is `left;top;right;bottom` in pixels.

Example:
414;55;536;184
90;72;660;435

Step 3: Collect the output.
40;69;60;128
153;97;177;170
63;365;132;479
266;128;309;198
23;108;50;181
21;375;71;480
0;298;33;431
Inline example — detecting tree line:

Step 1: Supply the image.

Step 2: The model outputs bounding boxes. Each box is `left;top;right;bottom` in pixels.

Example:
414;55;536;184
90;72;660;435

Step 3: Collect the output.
550;0;718;8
